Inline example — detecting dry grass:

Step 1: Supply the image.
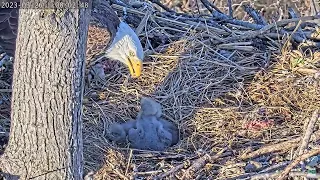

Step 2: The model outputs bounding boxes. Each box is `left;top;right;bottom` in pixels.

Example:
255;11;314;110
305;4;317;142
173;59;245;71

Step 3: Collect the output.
82;42;320;179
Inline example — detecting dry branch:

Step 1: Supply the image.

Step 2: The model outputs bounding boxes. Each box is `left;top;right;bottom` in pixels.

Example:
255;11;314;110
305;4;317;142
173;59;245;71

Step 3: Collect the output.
212;10;264;30
242;4;267;25
227;0;233;17
240;138;300;160
287;7;305;40
250;171;320;179
155;149;226;179
240;130;320;160
277;148;320;180
182;149;226;179
258;161;290;173
251;172;282;179
149;0;173;12
154;164;184;179
296;109;319;157
289;172;320;178
199;0;222;13
110;0;320;48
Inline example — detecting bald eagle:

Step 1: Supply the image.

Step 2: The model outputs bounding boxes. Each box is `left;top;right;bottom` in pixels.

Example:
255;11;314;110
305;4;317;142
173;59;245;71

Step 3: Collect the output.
0;0;144;78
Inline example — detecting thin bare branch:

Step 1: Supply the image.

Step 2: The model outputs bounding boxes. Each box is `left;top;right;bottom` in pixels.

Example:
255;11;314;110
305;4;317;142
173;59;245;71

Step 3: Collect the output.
227;0;233;17
277;148;320;180
242;4;267;25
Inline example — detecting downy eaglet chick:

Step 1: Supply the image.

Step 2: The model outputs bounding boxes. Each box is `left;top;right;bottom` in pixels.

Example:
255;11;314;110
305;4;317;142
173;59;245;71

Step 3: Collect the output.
107;120;136;144
107;97;179;151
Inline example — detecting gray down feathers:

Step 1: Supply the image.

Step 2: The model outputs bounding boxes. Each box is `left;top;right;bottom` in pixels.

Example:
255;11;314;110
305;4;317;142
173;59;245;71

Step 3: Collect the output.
107;97;179;151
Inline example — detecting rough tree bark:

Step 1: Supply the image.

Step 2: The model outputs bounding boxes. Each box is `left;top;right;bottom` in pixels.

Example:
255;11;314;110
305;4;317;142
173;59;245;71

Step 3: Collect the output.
0;1;91;179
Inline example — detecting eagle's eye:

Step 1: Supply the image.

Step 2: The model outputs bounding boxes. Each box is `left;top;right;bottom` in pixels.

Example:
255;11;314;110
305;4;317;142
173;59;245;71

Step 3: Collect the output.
129;51;135;57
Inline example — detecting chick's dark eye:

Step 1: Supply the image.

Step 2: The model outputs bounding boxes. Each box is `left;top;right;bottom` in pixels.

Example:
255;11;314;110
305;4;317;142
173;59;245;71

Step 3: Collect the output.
129;51;135;57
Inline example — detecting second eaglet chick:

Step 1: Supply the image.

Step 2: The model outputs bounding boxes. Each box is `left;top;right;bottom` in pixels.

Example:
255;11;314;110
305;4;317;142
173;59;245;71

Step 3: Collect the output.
138;97;162;118
128;115;173;151
107;120;136;144
159;118;179;146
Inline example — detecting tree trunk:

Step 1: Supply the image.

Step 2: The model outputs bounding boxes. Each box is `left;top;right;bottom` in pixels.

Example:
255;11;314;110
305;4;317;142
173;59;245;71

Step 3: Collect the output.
0;1;91;179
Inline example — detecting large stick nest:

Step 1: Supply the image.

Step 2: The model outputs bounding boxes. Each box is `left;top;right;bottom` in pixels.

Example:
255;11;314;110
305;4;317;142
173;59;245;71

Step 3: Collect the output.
81;0;320;179
0;0;319;179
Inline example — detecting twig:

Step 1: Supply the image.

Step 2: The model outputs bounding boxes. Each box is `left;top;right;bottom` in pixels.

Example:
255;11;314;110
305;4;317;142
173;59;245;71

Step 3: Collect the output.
154;164;184;179
296;109;319;157
259;161;290;173
227;0;233;18
212;10;264;30
155;149;227;179
295;68;319;75
182;154;211;179
289;172;320;178
112;4;229;34
285;21;318;31
195;0;200;15
199;0;213;13
200;0;222;13
280;21;320;48
223;15;320;46
276;16;320;47
161;12;232;32
134;170;163;176
277;148;320;180
251;172;281;179
0;89;12;93
149;0;173;12
311;0;319;15
125;149;133;176
288;7;300;19
227;172;257;180
102;154;129;180
228;15;320;38
288;7;306;39
109;0;129;7
206;0;222;13
274;15;320;26
240;129;320;160
240;138;301;160
84;171;95;180
277;7;283;21
242;4;267;25
250;171;320;179
135;10;152;35
114;169;129;180
135;153;188;161
182;148;226;179
0;54;12;68
238;162;289;180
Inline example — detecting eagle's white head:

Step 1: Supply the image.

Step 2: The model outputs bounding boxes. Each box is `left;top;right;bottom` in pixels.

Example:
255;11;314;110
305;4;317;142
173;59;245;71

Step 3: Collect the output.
105;21;144;78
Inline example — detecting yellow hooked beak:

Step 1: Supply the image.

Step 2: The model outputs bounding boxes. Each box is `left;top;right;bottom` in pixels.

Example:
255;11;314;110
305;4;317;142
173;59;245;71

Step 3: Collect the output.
127;57;142;78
